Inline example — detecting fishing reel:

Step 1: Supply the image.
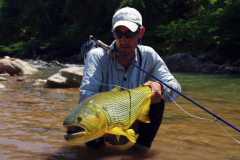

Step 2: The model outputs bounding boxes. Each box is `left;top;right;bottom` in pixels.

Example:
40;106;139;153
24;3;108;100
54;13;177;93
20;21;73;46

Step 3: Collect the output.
81;40;98;61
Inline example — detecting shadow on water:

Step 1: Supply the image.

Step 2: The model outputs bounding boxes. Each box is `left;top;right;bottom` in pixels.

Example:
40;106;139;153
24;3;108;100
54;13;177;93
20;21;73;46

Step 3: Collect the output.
45;144;159;160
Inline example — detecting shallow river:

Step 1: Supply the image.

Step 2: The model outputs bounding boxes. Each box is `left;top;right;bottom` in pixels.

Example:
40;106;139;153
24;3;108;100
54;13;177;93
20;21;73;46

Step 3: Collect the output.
0;66;240;160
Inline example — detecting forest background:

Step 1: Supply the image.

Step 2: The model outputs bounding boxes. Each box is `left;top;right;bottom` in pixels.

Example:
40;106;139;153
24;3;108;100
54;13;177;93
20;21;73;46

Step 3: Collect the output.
0;0;239;64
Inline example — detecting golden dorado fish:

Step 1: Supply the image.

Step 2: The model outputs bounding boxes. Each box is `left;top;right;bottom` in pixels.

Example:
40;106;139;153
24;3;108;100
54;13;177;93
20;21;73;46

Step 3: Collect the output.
63;85;151;143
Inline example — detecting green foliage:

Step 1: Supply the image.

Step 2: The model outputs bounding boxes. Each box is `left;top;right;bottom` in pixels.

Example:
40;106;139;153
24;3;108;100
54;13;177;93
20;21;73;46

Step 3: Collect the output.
0;0;239;63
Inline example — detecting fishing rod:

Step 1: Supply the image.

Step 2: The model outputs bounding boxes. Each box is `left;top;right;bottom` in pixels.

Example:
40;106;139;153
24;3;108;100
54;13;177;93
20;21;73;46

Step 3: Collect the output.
89;35;240;133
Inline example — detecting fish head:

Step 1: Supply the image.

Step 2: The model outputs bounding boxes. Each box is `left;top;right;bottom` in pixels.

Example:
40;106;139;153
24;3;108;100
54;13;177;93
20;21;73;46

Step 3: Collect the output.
63;98;106;143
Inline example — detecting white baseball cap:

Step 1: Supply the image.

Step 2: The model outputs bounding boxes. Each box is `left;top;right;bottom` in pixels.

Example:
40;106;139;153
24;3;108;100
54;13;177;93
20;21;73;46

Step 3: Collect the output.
112;7;142;32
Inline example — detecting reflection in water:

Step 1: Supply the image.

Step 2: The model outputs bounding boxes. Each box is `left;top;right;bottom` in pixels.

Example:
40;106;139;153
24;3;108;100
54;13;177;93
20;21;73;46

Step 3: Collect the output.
0;69;240;160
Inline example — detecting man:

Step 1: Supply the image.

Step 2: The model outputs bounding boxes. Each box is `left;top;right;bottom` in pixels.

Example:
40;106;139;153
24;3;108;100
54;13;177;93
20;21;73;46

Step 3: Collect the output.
78;7;181;150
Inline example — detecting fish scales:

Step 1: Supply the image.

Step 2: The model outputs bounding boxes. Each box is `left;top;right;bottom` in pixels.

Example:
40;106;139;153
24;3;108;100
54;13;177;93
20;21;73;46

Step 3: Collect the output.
93;86;151;129
63;85;152;143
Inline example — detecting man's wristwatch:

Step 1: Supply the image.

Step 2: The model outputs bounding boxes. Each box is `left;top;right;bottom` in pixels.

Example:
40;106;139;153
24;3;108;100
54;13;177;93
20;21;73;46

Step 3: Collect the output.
159;82;165;95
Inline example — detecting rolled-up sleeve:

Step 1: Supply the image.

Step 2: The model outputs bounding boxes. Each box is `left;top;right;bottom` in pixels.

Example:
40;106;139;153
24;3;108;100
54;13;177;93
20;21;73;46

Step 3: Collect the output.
145;48;181;103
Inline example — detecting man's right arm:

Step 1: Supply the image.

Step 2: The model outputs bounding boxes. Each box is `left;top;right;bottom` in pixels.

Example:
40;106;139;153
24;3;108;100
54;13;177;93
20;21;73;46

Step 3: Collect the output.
78;48;104;104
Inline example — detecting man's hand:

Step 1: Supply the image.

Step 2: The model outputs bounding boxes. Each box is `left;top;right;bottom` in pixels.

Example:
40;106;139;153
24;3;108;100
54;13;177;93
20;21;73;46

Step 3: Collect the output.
143;81;162;104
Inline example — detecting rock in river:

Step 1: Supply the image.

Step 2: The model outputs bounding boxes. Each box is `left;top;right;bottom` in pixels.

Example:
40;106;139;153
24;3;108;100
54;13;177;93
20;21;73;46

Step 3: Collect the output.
31;79;47;87
0;58;38;75
0;77;7;81
163;53;219;73
163;53;202;72
46;67;84;88
0;83;5;88
0;73;10;77
47;60;65;67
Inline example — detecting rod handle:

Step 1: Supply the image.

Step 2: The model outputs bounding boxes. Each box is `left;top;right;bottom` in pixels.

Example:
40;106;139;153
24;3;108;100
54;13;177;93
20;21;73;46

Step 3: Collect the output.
89;35;110;51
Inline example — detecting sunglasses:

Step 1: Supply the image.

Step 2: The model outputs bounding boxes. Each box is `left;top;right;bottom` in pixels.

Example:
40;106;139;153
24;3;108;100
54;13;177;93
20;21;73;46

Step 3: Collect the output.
112;27;141;39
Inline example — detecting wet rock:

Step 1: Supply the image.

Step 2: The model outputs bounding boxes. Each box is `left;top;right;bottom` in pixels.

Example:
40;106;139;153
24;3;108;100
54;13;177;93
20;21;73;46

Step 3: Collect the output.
32;81;44;87
46;67;84;88
0;58;38;75
37;60;43;63
35;79;47;84
197;52;214;62
16;78;25;82
163;53;202;72
0;73;10;77
42;62;48;66
0;77;7;81
2;56;10;59
0;83;5;88
31;79;47;87
25;59;33;62
221;58;231;68
66;64;79;68
199;63;220;73
218;67;234;73
163;53;240;73
218;66;240;73
47;60;65;67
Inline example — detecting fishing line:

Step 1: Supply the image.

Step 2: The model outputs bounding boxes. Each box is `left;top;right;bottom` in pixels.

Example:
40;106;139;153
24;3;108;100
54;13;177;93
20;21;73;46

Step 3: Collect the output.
164;91;240;144
89;35;240;133
85;71;160;93
81;36;240;145
84;70;163;94
85;72;240;144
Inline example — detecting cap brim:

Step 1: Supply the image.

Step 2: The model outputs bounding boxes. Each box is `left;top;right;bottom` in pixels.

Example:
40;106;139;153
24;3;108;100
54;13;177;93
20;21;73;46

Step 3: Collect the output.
112;21;139;32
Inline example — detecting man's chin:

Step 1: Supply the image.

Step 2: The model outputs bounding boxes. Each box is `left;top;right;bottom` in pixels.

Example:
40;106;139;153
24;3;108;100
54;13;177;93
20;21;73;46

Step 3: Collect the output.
119;51;133;58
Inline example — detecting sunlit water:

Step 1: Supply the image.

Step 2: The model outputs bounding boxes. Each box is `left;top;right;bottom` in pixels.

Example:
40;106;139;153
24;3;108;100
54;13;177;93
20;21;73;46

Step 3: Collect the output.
0;66;240;160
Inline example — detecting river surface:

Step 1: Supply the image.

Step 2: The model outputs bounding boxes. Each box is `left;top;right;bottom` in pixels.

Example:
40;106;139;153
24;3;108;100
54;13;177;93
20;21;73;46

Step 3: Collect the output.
0;66;240;160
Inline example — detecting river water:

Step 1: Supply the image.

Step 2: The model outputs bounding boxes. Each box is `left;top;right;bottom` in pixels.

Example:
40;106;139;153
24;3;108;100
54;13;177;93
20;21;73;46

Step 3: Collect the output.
0;66;239;160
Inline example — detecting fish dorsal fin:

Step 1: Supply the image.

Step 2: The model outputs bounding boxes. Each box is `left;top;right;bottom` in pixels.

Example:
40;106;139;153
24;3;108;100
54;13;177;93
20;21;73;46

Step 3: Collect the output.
139;84;142;87
126;129;136;143
107;126;127;136
111;86;121;92
138;97;151;123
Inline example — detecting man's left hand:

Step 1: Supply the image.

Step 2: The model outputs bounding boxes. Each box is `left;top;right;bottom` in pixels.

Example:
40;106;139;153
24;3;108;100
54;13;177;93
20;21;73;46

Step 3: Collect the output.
143;81;162;104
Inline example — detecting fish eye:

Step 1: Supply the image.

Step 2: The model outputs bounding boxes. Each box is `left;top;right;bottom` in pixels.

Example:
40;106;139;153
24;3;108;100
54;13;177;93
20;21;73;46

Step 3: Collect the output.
78;117;82;122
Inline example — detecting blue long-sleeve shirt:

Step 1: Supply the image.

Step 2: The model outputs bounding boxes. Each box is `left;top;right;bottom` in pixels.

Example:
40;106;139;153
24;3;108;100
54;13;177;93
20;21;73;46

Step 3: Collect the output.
78;42;181;104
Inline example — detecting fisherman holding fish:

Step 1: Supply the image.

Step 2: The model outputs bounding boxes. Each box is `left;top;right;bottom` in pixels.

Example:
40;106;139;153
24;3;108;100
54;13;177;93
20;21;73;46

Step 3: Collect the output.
77;7;181;150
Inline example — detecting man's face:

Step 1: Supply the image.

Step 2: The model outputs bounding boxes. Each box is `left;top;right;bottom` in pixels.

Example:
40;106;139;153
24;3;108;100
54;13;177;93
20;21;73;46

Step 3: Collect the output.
114;26;139;58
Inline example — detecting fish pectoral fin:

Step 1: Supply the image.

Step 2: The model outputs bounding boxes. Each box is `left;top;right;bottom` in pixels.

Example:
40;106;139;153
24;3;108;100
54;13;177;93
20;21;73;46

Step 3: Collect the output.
138;98;151;123
126;129;136;143
107;127;127;136
111;86;121;91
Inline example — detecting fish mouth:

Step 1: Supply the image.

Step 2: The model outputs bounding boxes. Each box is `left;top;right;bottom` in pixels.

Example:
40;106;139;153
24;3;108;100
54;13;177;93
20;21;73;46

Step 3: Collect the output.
64;125;88;141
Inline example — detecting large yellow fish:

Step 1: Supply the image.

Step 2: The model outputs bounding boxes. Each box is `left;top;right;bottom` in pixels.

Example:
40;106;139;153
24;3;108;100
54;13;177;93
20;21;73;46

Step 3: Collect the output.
63;85;151;143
